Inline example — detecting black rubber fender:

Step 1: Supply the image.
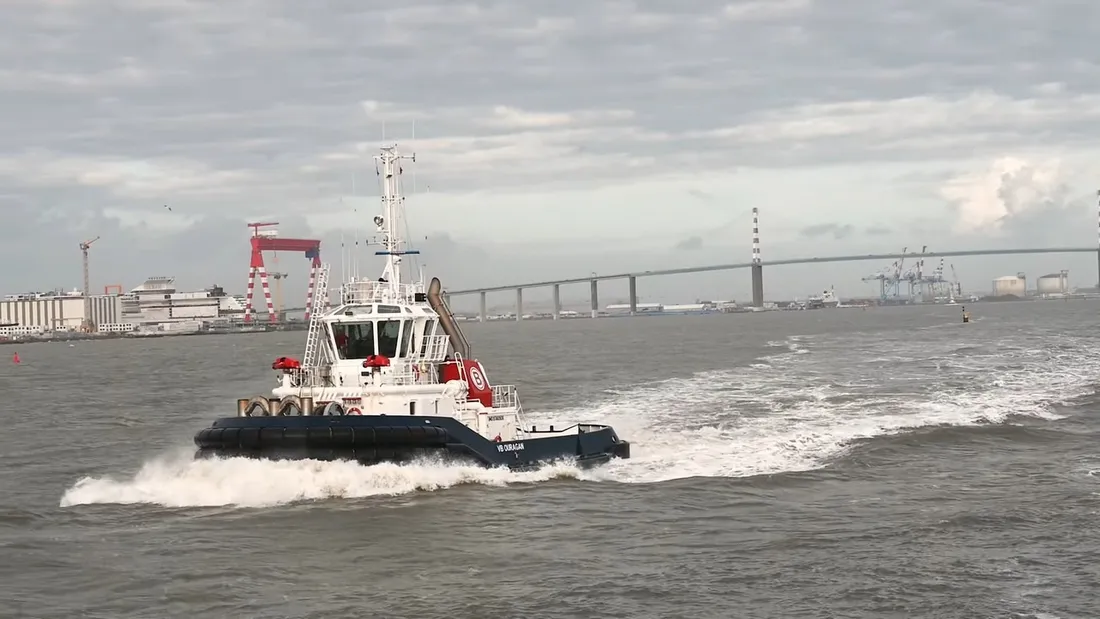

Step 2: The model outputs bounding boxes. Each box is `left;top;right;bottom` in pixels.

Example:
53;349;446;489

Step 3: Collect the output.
219;427;239;448
194;424;451;450
384;428;407;443
259;427;283;444
281;426;309;444
238;427;262;450
329;426;355;446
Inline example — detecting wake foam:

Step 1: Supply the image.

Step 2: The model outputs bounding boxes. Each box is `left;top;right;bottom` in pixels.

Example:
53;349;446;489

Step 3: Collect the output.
59;448;594;508
60;330;1098;508
526;331;1092;484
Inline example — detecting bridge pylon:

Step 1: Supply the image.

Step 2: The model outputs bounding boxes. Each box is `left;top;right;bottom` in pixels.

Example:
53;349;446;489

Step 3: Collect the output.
750;207;764;306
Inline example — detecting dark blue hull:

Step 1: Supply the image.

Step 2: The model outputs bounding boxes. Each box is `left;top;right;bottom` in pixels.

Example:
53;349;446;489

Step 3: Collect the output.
193;415;630;471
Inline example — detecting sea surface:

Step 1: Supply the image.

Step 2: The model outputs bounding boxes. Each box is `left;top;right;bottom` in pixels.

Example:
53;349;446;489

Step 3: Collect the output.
1;301;1098;618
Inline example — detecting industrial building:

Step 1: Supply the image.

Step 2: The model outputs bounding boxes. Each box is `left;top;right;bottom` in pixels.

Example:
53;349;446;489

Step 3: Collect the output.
992;274;1027;297
990;270;1070;297
13;220;313;335
0;276;247;336
1036;271;1069;295
0;292;122;331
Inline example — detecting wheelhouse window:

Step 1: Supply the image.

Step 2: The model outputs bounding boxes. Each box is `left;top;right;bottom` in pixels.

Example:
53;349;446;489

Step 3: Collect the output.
420;319;438;356
376;320;402;358
400;319;414;356
331;322;375;359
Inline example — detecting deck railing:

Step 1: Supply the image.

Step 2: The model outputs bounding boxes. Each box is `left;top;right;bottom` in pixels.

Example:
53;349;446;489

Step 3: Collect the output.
340;280;422;305
416;334;449;362
491;384;519;409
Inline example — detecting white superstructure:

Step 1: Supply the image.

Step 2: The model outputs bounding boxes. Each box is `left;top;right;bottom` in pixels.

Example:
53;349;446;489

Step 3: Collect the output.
260;143;581;444
805;287;840;309
120;277;245;323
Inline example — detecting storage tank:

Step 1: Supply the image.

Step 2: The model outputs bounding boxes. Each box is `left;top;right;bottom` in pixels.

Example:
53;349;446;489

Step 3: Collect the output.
992;275;1026;297
1036;271;1068;295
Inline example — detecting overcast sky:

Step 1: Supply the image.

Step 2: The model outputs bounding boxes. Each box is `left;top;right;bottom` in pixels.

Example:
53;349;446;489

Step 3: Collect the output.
3;0;1100;310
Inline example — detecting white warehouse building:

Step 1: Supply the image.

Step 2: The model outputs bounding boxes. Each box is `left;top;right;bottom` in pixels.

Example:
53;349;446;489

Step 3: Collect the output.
0;294;123;330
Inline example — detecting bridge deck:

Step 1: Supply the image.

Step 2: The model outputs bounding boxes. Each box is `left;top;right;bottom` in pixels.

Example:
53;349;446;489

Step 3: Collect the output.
443;247;1098;295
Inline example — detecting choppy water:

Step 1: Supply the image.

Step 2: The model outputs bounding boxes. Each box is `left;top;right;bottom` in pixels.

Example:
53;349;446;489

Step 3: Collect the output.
2;301;1098;618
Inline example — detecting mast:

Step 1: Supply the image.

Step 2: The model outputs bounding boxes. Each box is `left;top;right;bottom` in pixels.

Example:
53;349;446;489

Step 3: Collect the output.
374;144;416;288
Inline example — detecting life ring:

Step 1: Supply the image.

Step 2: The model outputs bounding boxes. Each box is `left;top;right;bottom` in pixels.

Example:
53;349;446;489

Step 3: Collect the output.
346;407;363;416
468;365;487;391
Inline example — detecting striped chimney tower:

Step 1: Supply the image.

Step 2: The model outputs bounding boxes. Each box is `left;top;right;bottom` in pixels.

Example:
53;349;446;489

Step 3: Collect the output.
750;207;764;307
752;207;761;264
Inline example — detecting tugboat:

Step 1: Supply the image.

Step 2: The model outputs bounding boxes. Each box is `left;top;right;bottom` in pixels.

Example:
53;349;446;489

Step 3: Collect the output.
805;287;841;310
193;143;630;471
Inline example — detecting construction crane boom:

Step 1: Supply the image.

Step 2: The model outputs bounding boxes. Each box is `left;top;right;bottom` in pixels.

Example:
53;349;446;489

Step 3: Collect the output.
247;222;280;237
950;264;962;296
79;236;100;332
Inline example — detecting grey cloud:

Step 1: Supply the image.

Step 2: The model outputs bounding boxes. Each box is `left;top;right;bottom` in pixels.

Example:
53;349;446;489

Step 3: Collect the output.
1;0;1098;297
864;226;893;236
800;223;855;240
687;189;715;202
674;236;704;251
0;203;492;297
7;0;1100;197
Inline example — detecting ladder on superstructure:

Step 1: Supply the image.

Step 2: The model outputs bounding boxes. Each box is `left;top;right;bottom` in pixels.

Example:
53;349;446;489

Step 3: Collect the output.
302;263;331;370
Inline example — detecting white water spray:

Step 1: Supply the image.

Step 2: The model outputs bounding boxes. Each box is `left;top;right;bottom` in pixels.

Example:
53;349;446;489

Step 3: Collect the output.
60;330;1095;509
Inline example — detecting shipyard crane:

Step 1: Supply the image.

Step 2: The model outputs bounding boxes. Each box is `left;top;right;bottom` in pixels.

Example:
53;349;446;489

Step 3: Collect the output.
861;246;911;301
900;246;928;300
79;235;100;332
243;221;323;323
860;270;889;300
248;221;280;237
918;257;951;299
950;264;962;297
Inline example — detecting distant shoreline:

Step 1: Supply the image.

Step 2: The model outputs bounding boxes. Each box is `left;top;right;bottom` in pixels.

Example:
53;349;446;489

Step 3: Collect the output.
0;323;307;346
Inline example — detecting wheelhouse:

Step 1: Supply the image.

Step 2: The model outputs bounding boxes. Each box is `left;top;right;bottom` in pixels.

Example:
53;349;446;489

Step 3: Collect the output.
323;302;446;363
